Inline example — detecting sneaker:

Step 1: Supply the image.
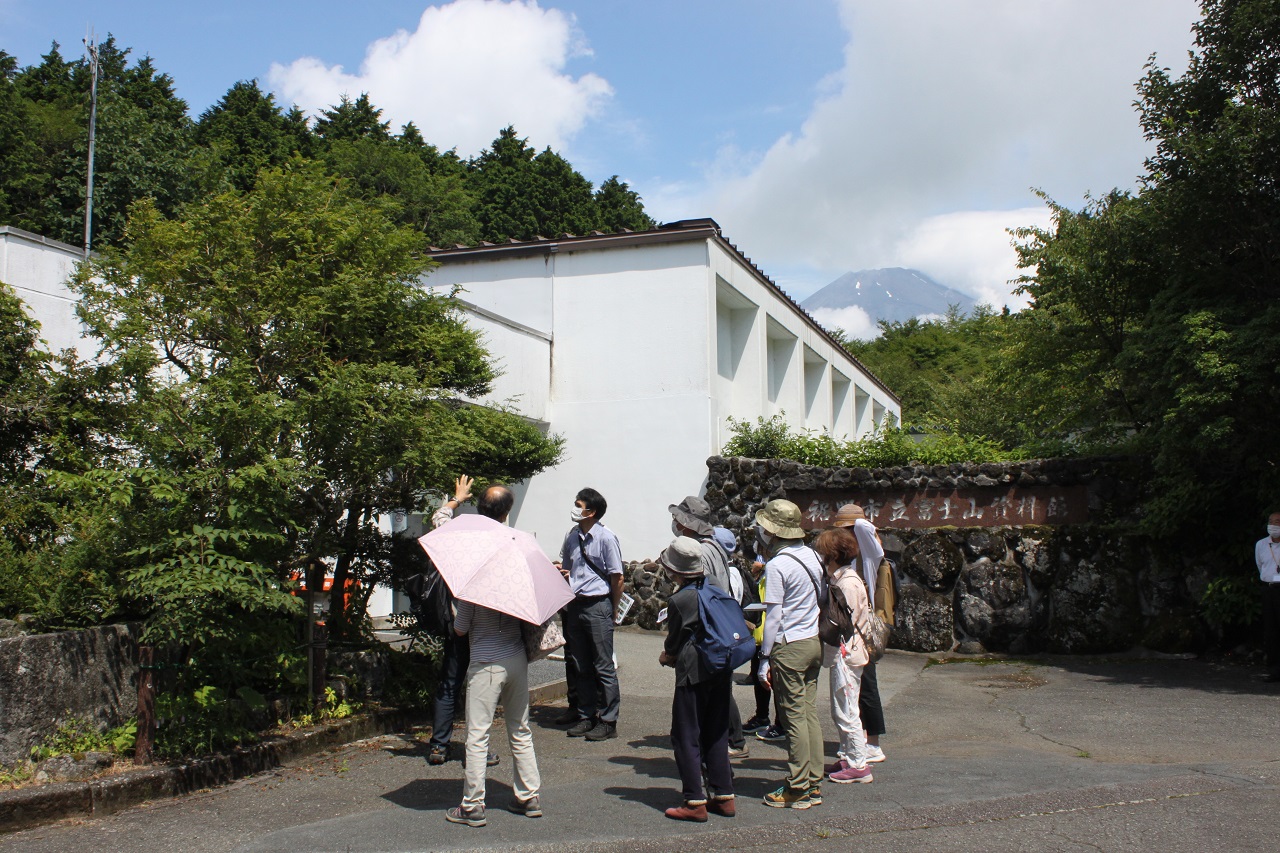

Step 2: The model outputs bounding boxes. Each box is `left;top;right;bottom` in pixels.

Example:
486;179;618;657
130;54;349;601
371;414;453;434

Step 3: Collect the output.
762;785;813;810
865;745;886;763
808;785;823;805
830;764;874;784
486;751;500;767
728;745;750;760
554;709;581;725
664;802;708;822
743;715;771;733
584;720;618;741
823;758;848;775
427;744;448;766
567;718;596;737
445;804;486;827
707;796;736;818
755;724;785;742
507;795;542;818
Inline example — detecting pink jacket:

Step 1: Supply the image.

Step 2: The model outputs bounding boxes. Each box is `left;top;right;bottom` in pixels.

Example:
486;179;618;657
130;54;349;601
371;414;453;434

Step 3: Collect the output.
828;564;871;668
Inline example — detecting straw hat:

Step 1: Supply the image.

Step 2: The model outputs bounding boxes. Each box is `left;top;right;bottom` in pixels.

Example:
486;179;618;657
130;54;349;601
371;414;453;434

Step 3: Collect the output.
831;503;866;528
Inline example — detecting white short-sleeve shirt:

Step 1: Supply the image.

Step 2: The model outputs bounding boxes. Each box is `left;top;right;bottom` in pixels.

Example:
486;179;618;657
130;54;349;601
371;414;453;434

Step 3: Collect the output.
763;543;823;644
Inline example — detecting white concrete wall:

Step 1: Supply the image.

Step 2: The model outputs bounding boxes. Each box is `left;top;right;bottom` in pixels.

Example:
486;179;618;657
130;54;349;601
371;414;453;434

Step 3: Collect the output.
419;235;901;563
0;227;88;357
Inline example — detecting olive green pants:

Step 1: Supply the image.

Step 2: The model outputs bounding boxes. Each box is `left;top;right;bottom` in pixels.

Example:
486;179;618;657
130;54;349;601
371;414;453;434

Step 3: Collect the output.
770;635;824;791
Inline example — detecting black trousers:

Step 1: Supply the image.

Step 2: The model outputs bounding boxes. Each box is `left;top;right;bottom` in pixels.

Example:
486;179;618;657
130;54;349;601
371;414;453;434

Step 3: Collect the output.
671;672;734;803
859;660;886;737
430;633;470;747
1264;583;1280;675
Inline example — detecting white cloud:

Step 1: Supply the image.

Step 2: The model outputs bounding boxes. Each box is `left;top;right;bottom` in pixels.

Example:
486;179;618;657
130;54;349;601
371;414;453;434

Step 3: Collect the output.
810;305;879;341
887;207;1052;310
676;0;1201;308
268;0;613;154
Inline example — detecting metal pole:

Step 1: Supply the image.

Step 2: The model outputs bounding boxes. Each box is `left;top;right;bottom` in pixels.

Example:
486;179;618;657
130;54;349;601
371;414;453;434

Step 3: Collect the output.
82;32;99;260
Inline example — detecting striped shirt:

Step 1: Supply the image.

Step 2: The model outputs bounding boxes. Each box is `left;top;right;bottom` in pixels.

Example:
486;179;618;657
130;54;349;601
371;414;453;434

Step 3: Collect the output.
454;601;525;663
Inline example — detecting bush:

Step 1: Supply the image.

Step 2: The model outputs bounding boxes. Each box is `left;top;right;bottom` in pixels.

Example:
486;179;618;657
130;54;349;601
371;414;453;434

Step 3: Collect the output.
722;414;1014;468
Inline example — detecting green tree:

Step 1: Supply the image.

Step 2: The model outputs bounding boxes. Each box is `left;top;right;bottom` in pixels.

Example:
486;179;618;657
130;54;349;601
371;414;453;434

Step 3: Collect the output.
470;126;542;241
314;92;390;143
4;38;196;247
532;147;598;236
74;162;562;647
1012;0;1280;554
595;176;656;232
194;80;312;192
322;136;480;247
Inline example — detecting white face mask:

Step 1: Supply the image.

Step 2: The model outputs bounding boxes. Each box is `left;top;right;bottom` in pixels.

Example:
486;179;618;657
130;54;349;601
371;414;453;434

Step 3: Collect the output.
570;506;587;523
1268;525;1280;539
755;528;774;559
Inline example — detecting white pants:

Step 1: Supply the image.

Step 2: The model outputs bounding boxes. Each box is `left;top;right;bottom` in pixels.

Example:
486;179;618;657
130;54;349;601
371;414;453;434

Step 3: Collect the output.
829;657;868;768
462;651;540;807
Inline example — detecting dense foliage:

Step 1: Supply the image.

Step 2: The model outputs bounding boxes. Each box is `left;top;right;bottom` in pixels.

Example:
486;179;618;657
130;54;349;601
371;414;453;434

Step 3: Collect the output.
0;147;567;748
0;41;655;252
841;0;1280;624
1010;0;1280;555
722;415;1011;468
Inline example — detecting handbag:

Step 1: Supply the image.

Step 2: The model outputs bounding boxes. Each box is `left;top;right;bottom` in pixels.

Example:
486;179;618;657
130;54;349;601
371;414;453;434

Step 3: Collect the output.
854;610;890;664
522;615;565;662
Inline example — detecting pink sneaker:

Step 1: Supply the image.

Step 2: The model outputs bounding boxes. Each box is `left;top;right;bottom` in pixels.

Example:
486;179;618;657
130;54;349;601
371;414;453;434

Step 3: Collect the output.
823;758;848;775
829;763;873;784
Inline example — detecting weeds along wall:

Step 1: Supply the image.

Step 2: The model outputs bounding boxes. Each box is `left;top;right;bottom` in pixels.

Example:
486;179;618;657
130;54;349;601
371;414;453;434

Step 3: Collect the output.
622;455;1214;655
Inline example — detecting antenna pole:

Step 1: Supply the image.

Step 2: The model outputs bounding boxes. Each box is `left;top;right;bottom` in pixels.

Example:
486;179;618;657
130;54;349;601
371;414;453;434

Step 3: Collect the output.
83;30;99;260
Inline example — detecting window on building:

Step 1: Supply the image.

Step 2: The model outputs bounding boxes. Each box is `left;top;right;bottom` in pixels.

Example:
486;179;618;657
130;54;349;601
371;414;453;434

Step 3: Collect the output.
831;370;852;436
766;318;797;413
803;348;827;429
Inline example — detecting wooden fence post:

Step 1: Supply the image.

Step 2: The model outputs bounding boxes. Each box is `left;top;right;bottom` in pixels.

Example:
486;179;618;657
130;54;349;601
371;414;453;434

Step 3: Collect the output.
135;645;156;765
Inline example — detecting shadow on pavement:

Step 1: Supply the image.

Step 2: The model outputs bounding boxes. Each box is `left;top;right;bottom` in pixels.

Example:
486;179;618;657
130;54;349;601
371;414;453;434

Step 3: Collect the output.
380;777;516;811
602;784;676;813
1033;656;1280;695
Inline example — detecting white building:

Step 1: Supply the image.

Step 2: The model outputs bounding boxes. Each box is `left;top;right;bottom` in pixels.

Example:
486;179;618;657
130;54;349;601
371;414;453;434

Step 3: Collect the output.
0;226;87;356
418;218;900;564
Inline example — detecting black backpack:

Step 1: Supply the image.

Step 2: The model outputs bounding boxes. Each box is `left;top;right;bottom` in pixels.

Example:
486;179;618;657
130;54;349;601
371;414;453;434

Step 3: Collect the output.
403;562;454;638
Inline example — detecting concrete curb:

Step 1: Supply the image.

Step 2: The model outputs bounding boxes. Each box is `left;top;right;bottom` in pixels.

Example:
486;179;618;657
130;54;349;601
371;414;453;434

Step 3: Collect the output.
0;707;427;834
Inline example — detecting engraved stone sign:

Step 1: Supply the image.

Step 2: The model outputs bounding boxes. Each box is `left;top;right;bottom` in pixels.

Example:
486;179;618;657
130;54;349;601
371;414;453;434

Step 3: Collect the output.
789;485;1089;530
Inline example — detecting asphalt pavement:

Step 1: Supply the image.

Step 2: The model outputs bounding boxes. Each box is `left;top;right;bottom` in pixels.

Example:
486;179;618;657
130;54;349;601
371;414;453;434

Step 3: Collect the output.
4;629;1279;852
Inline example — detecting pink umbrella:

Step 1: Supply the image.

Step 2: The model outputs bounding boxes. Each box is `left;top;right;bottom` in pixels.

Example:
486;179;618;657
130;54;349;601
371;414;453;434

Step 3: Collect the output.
418;513;573;625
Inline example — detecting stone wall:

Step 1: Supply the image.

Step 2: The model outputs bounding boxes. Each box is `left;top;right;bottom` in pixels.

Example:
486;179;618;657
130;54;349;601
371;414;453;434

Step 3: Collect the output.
0;624;140;765
618;456;1208;655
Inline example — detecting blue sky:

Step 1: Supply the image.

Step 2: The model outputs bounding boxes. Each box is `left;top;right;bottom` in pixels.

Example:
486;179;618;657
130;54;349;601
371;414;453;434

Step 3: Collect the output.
4;1;1203;336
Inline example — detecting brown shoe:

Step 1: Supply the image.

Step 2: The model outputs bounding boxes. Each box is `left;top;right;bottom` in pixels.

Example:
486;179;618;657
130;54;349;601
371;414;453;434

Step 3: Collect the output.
707;796;736;817
664;802;708;822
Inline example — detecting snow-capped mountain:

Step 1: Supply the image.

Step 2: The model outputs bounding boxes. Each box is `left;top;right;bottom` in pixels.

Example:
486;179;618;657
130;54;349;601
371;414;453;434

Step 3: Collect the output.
801;268;978;325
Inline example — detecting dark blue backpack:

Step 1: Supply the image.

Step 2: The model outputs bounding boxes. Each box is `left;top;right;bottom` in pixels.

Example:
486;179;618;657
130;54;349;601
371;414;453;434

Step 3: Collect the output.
695;578;757;673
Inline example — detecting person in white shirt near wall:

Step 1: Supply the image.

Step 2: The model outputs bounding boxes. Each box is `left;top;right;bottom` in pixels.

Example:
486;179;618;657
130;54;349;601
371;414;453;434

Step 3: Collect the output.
755;499;826;810
1255;511;1280;683
557;487;624;741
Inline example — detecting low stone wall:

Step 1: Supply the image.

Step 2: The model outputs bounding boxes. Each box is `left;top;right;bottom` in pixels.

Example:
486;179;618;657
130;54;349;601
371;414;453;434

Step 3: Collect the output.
0;624;140;766
617;456;1208;655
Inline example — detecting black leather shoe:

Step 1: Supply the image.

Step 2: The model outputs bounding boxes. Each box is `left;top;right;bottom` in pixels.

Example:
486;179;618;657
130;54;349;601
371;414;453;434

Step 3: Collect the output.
554;709;581;726
584;720;617;741
567;718;595;737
